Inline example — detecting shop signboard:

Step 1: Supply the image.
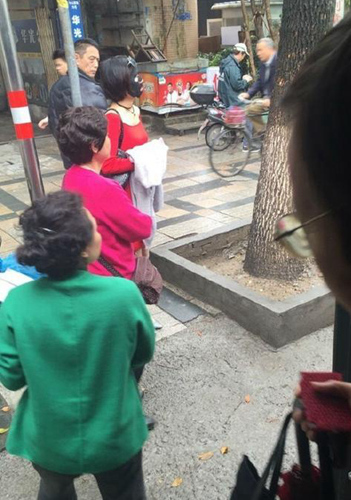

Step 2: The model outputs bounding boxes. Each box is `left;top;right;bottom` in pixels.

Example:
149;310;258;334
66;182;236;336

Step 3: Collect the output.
12;19;48;107
139;70;207;114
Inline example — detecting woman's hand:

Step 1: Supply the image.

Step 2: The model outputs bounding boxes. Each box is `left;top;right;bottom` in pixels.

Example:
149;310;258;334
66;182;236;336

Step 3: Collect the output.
293;380;351;440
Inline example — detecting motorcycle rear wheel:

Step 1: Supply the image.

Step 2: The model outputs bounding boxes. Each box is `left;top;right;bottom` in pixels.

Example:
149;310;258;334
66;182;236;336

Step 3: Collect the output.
205;123;224;148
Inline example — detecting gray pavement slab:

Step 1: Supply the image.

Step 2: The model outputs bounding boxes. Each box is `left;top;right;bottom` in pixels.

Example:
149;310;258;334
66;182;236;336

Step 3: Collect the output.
158;287;206;323
0;314;333;499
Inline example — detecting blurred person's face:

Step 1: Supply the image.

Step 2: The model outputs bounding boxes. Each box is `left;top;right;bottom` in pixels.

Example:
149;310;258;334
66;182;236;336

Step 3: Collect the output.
235;52;246;63
168;84;173;93
289;128;351;310
54;58;68;76
256;42;274;62
84;210;102;263
75;46;100;78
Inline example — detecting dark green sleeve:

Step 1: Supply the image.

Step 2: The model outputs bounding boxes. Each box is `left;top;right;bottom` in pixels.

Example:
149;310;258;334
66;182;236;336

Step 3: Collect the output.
227;65;248;93
0;299;26;391
131;288;156;369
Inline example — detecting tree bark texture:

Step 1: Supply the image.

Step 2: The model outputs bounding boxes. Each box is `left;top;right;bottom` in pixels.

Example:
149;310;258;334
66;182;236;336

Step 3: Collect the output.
244;0;336;280
251;0;265;40
240;0;257;78
263;0;278;44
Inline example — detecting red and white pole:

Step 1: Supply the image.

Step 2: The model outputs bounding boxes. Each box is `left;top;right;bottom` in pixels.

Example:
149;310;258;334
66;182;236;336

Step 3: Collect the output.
0;0;44;201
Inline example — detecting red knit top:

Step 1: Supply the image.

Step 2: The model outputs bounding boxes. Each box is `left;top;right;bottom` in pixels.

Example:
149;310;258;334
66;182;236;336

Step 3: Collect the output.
102;112;149;177
102;112;149;251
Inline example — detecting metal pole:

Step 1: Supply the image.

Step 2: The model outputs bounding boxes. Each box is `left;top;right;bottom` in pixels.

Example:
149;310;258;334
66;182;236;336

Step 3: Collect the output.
0;0;44;201
57;0;82;106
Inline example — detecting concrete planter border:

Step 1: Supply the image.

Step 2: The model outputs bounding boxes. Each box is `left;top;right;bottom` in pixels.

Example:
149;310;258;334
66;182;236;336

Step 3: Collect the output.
151;219;334;347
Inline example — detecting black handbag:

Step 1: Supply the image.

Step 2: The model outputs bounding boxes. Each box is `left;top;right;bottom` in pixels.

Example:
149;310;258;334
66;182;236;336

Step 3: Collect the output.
230;412;335;500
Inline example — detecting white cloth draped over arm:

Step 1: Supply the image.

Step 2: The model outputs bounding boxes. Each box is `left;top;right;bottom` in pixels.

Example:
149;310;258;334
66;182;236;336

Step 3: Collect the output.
128;138;168;247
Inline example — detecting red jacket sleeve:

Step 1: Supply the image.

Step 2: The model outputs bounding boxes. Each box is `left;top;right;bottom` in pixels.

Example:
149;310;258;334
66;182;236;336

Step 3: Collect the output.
102;113;134;176
102;182;152;242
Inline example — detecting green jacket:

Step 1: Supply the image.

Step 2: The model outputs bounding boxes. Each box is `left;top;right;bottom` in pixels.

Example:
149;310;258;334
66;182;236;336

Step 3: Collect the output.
0;271;155;474
218;54;248;107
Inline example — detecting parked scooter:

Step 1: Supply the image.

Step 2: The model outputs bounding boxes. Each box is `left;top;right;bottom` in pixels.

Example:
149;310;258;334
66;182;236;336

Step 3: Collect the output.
190;85;226;147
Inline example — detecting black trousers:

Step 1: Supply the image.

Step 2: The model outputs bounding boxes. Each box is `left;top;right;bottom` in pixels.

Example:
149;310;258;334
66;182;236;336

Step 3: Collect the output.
33;450;146;500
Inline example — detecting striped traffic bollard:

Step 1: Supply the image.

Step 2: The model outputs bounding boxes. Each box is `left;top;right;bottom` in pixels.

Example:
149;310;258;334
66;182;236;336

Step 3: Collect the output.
7;90;34;141
0;0;45;201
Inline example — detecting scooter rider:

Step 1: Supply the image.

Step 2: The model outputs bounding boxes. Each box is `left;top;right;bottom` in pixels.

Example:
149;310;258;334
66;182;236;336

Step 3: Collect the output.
218;43;252;108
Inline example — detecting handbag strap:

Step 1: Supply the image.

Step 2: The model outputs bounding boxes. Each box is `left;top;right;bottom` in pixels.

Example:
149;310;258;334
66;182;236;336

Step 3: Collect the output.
318;433;335;500
252;412;293;500
98;255;123;278
106;108;124;150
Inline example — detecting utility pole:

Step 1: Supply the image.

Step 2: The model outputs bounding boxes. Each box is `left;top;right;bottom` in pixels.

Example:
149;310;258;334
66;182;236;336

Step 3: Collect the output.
57;0;82;106
0;0;44;201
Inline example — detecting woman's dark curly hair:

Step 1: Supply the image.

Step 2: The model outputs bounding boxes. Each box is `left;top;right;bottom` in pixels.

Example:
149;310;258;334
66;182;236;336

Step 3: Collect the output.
16;191;93;279
57;106;107;165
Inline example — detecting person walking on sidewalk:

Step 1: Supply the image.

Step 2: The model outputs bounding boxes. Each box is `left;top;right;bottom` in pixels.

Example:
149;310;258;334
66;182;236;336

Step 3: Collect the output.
0;190;155;499
218;43;253;108
48;38;107;169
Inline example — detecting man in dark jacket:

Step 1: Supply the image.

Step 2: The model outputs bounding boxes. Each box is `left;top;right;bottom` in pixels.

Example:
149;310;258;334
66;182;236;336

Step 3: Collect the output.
240;38;277;151
48;38;107;168
218;43;252;107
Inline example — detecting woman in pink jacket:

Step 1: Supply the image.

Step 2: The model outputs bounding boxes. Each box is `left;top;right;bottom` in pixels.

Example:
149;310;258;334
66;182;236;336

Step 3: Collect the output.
60;106;152;279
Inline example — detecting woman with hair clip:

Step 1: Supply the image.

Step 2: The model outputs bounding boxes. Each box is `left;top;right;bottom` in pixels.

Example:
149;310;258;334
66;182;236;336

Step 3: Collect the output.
0;190;155;499
99;56;148;255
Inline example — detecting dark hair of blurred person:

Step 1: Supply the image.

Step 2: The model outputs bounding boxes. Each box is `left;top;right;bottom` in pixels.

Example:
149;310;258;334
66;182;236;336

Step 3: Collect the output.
17;191;94;279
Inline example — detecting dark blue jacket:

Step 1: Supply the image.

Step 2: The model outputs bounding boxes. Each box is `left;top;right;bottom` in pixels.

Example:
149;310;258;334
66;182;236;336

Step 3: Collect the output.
218;55;249;107
248;53;277;99
48;70;107;136
48;70;107;168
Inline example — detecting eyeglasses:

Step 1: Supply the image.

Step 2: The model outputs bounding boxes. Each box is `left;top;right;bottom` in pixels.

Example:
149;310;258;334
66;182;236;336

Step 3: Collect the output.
274;210;332;258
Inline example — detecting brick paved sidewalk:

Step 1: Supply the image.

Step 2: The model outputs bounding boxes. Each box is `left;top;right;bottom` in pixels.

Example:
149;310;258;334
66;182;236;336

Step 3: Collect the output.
0;131;260;336
0;132;259;252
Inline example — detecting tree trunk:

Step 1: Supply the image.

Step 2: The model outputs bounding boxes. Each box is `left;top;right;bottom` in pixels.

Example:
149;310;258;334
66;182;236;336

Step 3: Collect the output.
240;0;257;78
251;0;265;40
263;0;278;44
244;0;336;280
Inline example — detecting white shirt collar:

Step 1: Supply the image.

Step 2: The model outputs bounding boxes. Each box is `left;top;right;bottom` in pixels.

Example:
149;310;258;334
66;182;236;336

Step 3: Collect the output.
265;53;276;67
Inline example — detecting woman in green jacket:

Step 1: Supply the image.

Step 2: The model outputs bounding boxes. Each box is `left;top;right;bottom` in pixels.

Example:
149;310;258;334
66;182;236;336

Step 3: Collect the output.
0;190;155;499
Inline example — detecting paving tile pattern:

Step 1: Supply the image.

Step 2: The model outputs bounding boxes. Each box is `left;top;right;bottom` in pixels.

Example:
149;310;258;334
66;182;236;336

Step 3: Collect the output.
0;132;260;329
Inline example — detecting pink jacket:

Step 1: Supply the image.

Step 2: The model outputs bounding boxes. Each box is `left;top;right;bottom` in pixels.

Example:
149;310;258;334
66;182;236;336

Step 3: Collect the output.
62;166;152;279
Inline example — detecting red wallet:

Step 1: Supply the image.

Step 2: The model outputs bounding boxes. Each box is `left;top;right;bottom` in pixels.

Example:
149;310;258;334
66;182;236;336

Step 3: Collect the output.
300;371;351;432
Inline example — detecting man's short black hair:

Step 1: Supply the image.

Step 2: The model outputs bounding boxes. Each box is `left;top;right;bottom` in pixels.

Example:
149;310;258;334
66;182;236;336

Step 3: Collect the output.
52;49;65;61
100;56;132;103
74;38;99;56
17;191;93;279
57;107;107;165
